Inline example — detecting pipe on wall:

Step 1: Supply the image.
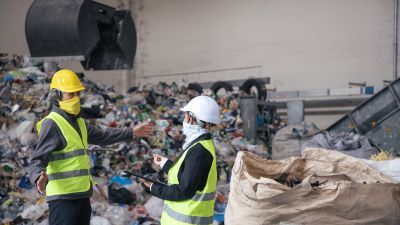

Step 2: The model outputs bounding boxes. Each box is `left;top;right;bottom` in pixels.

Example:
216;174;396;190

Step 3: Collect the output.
394;0;398;80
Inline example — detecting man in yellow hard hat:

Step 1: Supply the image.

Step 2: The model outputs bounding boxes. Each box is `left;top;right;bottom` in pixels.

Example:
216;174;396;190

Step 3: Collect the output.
28;69;153;225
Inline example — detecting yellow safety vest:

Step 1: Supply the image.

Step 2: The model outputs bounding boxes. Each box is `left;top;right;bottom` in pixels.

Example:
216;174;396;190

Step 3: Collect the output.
161;139;217;225
36;112;92;197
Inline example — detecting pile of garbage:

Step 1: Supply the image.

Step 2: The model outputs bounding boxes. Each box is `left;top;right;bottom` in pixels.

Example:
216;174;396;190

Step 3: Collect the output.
0;54;268;225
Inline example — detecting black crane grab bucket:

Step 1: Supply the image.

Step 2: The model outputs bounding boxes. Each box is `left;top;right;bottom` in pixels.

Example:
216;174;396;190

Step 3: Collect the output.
81;2;137;70
25;0;100;61
25;0;137;70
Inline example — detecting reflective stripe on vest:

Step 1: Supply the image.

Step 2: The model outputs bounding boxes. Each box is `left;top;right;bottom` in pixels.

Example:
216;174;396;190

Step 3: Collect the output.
47;169;89;180
36;112;91;196
191;192;215;202
163;204;214;225
161;139;217;225
47;149;87;161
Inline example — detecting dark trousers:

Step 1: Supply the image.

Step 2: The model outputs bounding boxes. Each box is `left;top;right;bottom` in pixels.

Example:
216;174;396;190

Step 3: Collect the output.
48;198;91;225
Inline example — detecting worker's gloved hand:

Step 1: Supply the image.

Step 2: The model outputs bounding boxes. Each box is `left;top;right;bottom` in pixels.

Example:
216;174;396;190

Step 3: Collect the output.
36;171;48;195
133;122;153;138
153;154;168;167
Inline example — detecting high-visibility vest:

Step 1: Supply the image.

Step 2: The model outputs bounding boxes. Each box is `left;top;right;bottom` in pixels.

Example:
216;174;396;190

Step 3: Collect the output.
36;112;92;197
161;139;217;225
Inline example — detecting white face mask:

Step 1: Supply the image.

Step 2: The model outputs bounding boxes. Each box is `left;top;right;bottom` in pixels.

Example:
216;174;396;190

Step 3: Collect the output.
182;122;209;150
182;122;203;137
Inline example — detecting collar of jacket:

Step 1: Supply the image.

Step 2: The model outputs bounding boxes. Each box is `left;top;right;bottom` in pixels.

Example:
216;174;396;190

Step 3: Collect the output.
52;106;82;126
171;133;213;167
186;132;212;146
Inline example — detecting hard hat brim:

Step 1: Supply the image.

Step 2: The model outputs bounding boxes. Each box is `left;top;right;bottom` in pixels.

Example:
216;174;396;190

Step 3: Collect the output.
51;85;85;93
179;106;189;112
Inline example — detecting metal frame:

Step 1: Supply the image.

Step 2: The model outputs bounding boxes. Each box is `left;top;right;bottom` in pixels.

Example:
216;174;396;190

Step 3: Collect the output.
328;78;400;154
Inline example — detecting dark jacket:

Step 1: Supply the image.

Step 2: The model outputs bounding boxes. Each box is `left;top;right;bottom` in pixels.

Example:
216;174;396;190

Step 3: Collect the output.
150;133;214;201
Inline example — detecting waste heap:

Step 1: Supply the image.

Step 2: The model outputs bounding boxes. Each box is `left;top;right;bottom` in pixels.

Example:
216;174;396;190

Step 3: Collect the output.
0;54;268;225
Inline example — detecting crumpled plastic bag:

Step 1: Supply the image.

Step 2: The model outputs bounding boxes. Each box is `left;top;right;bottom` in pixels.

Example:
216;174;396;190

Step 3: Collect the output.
82;94;105;108
22;189;42;203
214;139;236;158
103;206;131;225
20;204;48;221
124;94;146;105
302;131;379;159
19;66;47;77
20;132;37;146
361;158;400;182
8;120;34;141
144;196;163;221
91;216;111;225
122;182;146;204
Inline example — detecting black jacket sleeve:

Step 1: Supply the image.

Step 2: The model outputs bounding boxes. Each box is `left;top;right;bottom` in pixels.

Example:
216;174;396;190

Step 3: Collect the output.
150;143;213;201
28;119;66;185
86;122;133;145
161;160;173;173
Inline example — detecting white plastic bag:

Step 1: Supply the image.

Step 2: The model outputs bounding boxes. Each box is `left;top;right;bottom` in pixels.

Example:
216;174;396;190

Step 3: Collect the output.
91;216;111;225
361;159;400;182
144;196;163;221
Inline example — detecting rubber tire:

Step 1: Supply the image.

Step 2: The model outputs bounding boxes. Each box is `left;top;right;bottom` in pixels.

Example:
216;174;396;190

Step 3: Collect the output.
188;83;203;94
127;86;138;93
211;81;233;95
240;78;267;100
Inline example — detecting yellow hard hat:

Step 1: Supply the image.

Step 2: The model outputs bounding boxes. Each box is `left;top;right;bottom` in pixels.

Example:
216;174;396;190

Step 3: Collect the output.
50;69;85;93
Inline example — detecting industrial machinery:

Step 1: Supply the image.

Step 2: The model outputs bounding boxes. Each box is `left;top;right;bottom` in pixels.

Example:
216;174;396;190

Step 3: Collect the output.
328;78;400;155
25;0;136;70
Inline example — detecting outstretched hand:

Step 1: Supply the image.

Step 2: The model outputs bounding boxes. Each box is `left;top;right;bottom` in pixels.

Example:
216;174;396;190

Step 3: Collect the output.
133;123;153;138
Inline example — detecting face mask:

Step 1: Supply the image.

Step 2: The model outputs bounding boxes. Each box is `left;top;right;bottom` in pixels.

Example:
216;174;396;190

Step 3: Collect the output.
182;122;203;137
182;121;209;150
59;96;81;115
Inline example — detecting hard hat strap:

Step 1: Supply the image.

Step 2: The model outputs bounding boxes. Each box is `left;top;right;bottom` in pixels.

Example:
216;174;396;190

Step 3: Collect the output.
54;89;63;100
48;89;63;103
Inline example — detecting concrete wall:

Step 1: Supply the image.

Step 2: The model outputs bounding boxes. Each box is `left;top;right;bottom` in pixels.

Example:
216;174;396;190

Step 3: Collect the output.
137;0;395;90
0;0;396;90
0;0;397;128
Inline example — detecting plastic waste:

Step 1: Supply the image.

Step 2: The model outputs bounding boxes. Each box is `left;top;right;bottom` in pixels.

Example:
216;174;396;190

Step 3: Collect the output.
8;120;34;140
108;183;136;205
0;54;269;224
20;204;48;221
19;132;37;146
11;104;20;114
361;159;400;182
144;196;163;221
103;206;131;225
110;176;133;186
82;94;105;108
155;120;169;130
91;216;111;225
18;176;32;189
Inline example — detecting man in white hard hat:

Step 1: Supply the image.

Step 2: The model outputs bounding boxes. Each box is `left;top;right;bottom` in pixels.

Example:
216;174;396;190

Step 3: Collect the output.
142;96;220;225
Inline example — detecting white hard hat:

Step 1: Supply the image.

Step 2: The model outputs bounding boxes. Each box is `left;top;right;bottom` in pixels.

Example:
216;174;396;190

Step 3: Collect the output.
180;96;220;124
